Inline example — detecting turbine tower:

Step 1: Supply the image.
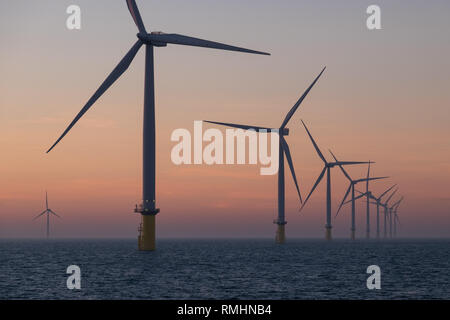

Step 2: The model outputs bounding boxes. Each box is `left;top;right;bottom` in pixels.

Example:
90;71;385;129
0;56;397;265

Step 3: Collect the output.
389;196;403;238
391;197;403;238
300;120;369;241
33;191;61;238
46;0;270;251
380;187;398;239
356;184;397;239
204;67;326;244
331;152;388;240
391;196;404;237
365;162;371;238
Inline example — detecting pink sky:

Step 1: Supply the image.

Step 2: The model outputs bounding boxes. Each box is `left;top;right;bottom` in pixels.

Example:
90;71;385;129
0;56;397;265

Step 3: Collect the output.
0;0;449;238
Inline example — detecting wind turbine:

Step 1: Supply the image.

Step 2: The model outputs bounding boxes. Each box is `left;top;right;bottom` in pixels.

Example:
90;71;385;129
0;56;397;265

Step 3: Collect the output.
363;161;386;239
389;196;403;238
392;197;404;237
331;152;388;240
204;67;326;244
46;0;270;251
300;120;369;241
351;184;397;239
33;191;61;238
379;187;398;239
390;196;404;237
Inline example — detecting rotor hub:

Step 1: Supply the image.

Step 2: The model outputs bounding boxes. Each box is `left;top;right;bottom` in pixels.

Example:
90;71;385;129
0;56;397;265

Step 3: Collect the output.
280;128;289;136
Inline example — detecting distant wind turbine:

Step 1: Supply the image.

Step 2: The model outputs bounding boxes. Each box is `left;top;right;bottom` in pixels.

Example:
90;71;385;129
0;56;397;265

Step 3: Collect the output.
300;120;369;240
331;152;388;240
389;196;403;238
379;187;398;239
352;184;397;239
46;0;270;251
204;67;326;244
33;191;61;238
364;161;388;239
391;197;403;238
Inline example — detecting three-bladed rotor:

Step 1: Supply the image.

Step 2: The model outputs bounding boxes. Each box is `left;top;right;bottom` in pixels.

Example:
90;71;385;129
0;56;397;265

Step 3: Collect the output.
47;0;270;153
299;120;370;212
204;67;327;205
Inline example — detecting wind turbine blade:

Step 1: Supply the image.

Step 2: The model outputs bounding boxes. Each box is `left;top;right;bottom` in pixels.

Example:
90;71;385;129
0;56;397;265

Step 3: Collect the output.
355;176;389;184
379;184;397;199
33;210;47;220
392;196;404;209
369;193;378;201
126;0;147;33
329;150;352;181
45;191;48;210
395;214;401;226
46;40;143;153
344;192;367;204
143;33;270;55
280;67;326;128
366;161;371;191
335;161;370;166
299;166;326;212
203;120;272;132
281;137;302;203
301;120;326;164
335;184;352;218
385;188;398;205
396;197;404;208
50;210;61;218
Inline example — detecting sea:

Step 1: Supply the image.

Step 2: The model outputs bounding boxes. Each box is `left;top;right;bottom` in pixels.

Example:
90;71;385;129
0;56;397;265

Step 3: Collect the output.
0;239;449;300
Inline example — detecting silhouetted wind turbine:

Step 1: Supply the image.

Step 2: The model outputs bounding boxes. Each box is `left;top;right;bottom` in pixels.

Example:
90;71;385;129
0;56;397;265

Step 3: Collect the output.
389;196;403;238
33;191;61;238
46;0;270;251
364;161;388;239
353;184;397;239
391;196;404;238
204;68;326;244
379;187;398;239
300;120;369;240
331;152;388;240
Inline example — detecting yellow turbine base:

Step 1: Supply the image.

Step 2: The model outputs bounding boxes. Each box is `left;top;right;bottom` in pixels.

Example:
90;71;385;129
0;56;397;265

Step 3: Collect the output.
325;227;332;241
139;214;156;251
275;225;286;244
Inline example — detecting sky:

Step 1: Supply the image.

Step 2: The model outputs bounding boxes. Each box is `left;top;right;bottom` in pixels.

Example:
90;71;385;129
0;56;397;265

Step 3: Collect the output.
0;0;449;238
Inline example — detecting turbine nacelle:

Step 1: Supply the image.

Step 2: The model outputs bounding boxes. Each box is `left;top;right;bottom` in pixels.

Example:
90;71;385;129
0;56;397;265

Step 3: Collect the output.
137;33;168;47
279;127;289;136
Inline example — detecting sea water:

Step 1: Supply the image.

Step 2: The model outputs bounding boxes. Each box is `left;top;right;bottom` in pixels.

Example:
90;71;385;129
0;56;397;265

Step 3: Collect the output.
0;239;448;299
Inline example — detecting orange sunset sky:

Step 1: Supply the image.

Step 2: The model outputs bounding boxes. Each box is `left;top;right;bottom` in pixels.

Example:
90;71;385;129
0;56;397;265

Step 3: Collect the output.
1;0;449;238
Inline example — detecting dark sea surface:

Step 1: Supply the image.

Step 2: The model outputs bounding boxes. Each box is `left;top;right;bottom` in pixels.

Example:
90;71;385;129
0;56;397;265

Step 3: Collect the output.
0;239;449;300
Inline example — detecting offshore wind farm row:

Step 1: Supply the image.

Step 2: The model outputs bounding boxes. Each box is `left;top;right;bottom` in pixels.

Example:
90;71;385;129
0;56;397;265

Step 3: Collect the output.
34;0;404;247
